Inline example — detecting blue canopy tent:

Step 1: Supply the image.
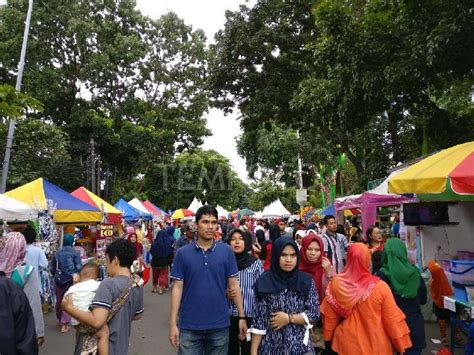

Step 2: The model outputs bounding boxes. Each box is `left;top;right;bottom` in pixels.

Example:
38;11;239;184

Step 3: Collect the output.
320;204;336;216
114;198;152;221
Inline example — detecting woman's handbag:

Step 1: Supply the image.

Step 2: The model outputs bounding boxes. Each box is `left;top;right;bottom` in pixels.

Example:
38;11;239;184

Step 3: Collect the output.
54;257;72;286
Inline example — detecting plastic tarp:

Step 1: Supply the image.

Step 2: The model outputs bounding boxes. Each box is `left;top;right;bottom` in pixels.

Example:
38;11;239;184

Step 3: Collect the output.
187;197;203;213
70;186;122;224
261;199;292;218
114;199;152;221
5;178;102;223
0;194;38;221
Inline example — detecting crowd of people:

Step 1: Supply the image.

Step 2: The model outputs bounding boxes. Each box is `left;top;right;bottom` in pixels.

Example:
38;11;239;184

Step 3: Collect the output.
0;204;465;354
168;206;462;355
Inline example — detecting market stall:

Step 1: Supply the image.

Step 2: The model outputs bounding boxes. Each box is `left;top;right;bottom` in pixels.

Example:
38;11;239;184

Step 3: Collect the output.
0;194;38;222
388;141;474;352
70;186;122;224
142;199;168;217
128;198;155;218
5;178;102;224
387;141;474;264
335;175;416;235
187;197;203;214
216;205;230;220
261;199;291;218
114;198;152;221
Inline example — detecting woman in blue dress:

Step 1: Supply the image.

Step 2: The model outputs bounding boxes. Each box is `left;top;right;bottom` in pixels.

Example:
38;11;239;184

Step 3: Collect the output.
250;236;319;355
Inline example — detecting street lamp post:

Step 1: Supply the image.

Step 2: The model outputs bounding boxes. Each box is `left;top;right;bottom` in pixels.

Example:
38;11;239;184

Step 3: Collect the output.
1;0;34;193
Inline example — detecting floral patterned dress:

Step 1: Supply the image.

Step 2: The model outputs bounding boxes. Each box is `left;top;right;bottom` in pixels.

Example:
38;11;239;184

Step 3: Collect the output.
251;280;320;354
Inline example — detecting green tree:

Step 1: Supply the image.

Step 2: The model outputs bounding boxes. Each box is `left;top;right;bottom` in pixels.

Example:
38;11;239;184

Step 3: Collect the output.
1;1;211;197
247;177;298;213
144;149;246;211
210;0;474;192
0;84;43;119
0;118;78;189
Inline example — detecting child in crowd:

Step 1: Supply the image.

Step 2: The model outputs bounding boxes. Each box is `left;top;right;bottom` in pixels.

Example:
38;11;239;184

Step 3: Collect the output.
62;239;144;355
65;262;108;355
295;230;305;250
428;260;462;345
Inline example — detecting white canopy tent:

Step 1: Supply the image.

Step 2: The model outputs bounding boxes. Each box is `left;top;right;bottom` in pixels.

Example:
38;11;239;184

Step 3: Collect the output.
254;211;263;219
0;194;38;221
128;198;153;215
261;198;292;218
187;197;203;213
216;205;230;219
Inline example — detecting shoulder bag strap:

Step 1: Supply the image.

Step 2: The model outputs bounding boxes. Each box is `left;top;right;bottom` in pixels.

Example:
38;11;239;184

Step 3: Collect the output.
107;277;134;321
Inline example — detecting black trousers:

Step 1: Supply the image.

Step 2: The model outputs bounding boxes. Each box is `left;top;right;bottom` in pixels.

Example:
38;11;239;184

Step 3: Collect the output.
228;316;251;355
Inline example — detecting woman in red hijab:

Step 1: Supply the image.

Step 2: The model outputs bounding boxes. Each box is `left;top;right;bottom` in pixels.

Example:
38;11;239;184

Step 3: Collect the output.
299;230;333;302
299;230;334;352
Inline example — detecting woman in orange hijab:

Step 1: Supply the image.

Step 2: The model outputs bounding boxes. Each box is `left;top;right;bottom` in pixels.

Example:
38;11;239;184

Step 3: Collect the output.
428;260;457;344
321;243;412;354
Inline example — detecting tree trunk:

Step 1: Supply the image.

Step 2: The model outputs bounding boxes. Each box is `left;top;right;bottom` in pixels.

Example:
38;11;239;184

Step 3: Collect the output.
339;143;364;178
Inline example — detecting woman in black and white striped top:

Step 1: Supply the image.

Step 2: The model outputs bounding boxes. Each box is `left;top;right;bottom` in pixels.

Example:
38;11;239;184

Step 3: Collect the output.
227;229;264;355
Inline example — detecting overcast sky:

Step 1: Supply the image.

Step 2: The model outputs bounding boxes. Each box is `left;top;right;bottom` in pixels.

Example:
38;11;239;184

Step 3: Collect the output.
136;0;255;183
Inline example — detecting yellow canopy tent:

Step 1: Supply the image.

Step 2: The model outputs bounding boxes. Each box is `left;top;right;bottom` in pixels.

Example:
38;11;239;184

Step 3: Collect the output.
5;178;102;223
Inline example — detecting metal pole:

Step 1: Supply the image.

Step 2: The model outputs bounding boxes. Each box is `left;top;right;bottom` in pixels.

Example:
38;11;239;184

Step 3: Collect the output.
1;0;34;193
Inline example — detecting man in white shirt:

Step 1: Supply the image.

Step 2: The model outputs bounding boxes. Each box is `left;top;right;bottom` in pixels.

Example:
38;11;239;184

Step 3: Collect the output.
321;215;348;274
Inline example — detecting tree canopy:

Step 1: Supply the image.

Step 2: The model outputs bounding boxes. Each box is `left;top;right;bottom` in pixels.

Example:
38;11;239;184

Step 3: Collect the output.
0;0;216;208
209;0;474;195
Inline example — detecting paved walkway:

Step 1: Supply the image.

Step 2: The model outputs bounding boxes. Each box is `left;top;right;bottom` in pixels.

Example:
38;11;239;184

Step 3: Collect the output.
40;281;175;355
39;281;465;354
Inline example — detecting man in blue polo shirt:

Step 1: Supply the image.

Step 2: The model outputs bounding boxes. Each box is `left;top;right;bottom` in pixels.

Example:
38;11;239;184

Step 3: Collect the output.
169;205;247;354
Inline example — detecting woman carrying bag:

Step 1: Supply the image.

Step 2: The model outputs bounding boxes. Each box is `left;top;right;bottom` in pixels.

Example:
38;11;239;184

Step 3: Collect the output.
51;233;82;333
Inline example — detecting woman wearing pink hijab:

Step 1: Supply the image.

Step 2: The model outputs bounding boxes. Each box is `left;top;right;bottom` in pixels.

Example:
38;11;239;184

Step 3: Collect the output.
1;232;45;346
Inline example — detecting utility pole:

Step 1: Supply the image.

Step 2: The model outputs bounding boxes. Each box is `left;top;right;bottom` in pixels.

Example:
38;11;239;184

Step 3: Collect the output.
1;0;34;193
295;130;307;206
96;156;101;197
104;165;110;200
296;131;304;190
90;139;96;194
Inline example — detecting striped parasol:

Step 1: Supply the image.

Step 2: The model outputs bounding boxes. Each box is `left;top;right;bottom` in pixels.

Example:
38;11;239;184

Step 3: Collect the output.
388;141;474;201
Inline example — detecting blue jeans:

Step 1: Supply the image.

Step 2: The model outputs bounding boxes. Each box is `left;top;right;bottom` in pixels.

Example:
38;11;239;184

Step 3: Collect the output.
179;327;229;355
